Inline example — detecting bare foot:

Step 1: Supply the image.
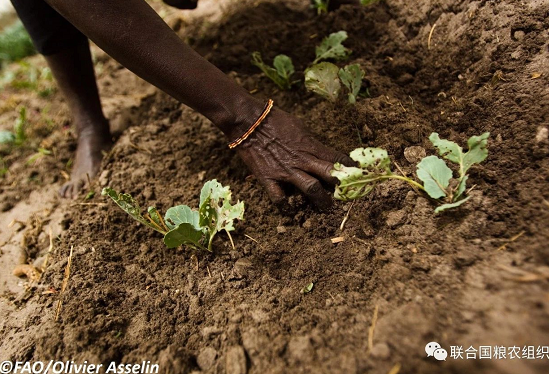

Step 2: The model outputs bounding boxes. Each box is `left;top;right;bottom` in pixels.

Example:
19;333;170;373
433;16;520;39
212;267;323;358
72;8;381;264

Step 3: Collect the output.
60;124;112;199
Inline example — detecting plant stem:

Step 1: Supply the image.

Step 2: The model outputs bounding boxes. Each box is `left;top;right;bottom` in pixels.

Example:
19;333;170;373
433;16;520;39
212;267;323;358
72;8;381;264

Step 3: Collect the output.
340;174;425;191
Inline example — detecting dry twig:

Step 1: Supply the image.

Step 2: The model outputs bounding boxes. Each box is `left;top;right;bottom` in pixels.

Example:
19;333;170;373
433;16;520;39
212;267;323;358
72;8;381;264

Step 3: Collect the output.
55;246;74;321
367;303;380;354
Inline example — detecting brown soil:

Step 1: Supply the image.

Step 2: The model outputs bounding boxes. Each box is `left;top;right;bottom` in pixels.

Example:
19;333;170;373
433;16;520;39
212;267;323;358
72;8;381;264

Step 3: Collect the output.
1;0;549;373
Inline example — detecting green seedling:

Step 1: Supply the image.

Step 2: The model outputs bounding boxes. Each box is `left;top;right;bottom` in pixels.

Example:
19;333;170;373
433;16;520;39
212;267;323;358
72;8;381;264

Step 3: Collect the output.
312;0;330;14
338;63;365;104
0;62;54;96
251;52;296;90
0;107;28;149
301;282;314;294
312;31;351;64
102;179;244;251
26;147;51;165
305;62;365;103
305;62;341;102
332;133;489;212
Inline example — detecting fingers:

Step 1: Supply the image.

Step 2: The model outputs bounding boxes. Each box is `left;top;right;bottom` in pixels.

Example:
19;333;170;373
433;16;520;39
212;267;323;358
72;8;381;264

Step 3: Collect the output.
311;139;356;167
324;148;356;167
289;170;333;210
260;178;286;206
300;156;339;185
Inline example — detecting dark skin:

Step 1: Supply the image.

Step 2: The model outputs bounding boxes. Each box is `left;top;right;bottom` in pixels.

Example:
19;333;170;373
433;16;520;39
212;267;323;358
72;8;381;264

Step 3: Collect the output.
46;42;112;198
45;0;357;208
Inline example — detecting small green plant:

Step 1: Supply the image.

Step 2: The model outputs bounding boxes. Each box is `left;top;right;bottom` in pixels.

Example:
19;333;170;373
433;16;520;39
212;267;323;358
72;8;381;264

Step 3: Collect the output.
331;133;489;212
305;62;365;103
0;62;54;96
305;62;341;102
311;0;330;14
0;107;28;148
102;179;244;251
301;282;314;294
251;52;296;90
0;21;36;66
26;147;51;165
312;31;351;65
338;64;364;104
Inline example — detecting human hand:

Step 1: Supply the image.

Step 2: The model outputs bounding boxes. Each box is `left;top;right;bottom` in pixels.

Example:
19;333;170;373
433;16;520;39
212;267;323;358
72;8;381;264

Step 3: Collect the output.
235;108;355;210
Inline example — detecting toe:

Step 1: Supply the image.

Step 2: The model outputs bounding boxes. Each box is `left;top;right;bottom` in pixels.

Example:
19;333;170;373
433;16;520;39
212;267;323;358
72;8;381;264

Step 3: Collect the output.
59;183;69;198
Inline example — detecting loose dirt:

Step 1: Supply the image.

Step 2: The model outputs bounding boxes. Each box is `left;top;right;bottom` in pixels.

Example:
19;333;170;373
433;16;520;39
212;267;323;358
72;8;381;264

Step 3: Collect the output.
1;1;548;373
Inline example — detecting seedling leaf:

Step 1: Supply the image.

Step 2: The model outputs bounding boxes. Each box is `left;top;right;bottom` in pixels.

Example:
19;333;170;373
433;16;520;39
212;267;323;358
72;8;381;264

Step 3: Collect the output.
430;132;489;174
199;179;245;251
305;62;341;102
0;130;15;144
463;133;490;172
163;223;204;249
301;282;314;294
14;107;27;145
429;133;462;164
350;147;390;172
416;156;452;199
273;55;295;82
103;180;244;251
339;64;364;104
313;31;350;64
165;205;200;231
434;196;471;213
101;187;166;234
430;132;489;200
332;148;394;201
251;52;294;90
332;164;374;200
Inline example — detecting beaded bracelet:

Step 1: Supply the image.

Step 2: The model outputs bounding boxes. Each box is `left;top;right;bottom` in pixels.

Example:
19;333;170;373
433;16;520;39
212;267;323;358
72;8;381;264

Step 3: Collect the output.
228;99;274;149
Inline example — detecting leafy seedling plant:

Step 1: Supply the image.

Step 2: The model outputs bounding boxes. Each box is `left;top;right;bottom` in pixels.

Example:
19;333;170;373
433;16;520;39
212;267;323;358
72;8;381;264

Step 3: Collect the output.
312;30;351;65
304;31;366;103
102;179;244;251
331;132;489;212
0;107;28;149
305;62;365;103
251;52;297;90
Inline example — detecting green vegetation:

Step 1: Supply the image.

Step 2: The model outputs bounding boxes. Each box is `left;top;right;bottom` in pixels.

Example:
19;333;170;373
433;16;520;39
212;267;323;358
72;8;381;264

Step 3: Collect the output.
338;64;364;104
301;282;314;294
251;52;296;90
0;21;36;66
331;133;490;212
305;62;365;103
26;147;51;165
312;0;330;14
102;179;245;251
0;61;55;96
0;107;28;148
313;31;351;65
360;0;381;5
251;30;358;98
304;62;341;102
